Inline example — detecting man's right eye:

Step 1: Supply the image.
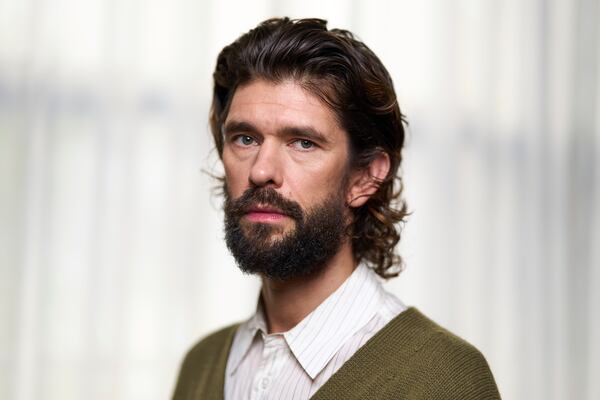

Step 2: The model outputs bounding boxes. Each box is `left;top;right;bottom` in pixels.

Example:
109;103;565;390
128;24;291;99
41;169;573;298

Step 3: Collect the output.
234;135;257;146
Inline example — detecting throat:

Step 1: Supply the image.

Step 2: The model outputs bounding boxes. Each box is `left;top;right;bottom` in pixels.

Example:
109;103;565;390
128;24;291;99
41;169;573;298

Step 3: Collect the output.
260;243;356;334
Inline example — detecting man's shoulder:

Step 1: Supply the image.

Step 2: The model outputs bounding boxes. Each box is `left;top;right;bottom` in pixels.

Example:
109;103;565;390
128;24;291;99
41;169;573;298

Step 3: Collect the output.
393;307;487;358
314;307;501;400
385;307;501;398
180;323;240;367
172;323;240;400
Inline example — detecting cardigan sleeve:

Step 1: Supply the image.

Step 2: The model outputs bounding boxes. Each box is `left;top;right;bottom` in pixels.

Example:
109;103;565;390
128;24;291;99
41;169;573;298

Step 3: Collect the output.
403;331;501;400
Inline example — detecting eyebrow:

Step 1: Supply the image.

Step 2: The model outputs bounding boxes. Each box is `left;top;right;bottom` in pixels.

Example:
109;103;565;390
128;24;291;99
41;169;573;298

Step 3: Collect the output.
223;120;259;136
223;119;331;144
279;126;330;144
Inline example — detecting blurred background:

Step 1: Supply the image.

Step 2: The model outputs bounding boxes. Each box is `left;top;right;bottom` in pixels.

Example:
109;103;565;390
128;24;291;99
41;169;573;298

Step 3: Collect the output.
1;0;599;399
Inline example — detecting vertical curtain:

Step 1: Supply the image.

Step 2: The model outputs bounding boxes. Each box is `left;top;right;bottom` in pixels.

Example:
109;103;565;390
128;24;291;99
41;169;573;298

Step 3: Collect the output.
0;0;598;399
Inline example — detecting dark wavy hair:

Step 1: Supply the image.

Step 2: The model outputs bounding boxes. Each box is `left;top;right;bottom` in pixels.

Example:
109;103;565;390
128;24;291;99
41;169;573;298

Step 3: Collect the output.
210;17;408;279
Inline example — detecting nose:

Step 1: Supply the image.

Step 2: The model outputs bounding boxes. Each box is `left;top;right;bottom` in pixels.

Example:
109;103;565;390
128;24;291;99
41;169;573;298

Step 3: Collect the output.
248;140;283;188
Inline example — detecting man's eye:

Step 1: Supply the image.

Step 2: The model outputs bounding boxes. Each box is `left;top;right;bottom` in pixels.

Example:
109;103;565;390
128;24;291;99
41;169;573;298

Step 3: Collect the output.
293;139;315;150
234;135;256;146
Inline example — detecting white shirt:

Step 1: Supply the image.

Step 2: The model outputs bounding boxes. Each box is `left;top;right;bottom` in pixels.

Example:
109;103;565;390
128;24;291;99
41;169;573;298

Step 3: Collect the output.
224;264;407;400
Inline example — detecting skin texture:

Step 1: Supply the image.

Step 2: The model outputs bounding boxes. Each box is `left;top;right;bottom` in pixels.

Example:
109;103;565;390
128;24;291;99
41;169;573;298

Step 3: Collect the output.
222;79;390;333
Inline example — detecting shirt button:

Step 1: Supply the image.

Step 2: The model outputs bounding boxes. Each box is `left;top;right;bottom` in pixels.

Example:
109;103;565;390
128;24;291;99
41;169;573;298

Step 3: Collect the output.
261;377;270;389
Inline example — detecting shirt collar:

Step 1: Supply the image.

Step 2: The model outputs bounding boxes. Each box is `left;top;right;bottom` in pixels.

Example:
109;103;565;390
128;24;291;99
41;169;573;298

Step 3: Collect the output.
226;302;268;376
284;264;385;379
227;264;385;379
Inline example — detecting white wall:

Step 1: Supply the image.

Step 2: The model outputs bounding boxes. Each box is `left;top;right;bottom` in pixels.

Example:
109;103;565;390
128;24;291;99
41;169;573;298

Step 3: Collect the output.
1;0;599;399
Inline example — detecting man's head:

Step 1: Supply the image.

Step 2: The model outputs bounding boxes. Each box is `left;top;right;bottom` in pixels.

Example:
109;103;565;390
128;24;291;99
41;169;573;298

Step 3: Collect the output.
211;18;408;280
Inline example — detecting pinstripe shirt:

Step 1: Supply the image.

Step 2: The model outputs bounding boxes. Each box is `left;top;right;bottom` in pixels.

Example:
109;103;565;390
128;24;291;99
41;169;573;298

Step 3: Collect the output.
224;264;407;399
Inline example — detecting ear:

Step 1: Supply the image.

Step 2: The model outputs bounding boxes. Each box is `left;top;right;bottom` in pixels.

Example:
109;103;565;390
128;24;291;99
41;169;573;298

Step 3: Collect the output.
346;152;391;208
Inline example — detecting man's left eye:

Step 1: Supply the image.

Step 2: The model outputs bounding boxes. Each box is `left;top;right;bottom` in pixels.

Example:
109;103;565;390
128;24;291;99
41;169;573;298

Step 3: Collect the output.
293;139;315;150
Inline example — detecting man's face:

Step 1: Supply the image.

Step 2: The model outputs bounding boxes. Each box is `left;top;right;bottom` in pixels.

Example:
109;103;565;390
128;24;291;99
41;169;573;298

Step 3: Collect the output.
222;79;354;279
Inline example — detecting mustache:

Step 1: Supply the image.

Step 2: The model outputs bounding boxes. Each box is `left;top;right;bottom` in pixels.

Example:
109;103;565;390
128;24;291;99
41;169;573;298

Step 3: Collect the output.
226;187;303;221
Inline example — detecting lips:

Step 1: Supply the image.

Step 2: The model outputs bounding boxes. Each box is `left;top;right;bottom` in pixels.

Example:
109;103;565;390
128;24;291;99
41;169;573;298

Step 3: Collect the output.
226;187;304;223
244;204;288;222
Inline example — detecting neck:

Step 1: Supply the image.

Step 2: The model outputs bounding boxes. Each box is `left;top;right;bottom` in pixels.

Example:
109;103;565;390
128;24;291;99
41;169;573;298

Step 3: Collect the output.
260;242;356;334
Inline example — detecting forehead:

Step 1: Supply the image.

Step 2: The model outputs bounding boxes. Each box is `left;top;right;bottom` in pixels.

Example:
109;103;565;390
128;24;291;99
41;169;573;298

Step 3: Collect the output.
225;79;344;141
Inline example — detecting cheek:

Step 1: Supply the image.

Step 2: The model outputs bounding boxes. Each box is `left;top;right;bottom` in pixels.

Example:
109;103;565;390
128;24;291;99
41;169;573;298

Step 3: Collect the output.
223;154;248;198
287;162;349;205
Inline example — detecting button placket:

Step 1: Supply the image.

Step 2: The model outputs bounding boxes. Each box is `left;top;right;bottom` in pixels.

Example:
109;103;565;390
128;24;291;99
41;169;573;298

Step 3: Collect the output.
258;335;286;397
252;335;278;398
260;376;270;389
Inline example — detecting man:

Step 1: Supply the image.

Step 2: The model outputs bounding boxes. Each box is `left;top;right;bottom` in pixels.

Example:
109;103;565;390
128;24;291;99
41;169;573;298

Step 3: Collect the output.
173;17;500;399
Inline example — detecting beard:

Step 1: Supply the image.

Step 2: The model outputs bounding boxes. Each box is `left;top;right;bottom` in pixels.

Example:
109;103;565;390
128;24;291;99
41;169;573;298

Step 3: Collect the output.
224;186;348;281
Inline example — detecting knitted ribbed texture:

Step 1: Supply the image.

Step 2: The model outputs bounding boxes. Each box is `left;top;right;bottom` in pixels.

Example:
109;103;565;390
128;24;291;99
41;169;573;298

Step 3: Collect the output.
172;324;239;400
172;308;501;400
311;307;501;399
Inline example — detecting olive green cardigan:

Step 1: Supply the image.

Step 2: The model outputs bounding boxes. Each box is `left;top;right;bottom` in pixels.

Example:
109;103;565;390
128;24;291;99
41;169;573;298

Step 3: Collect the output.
172;307;501;399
